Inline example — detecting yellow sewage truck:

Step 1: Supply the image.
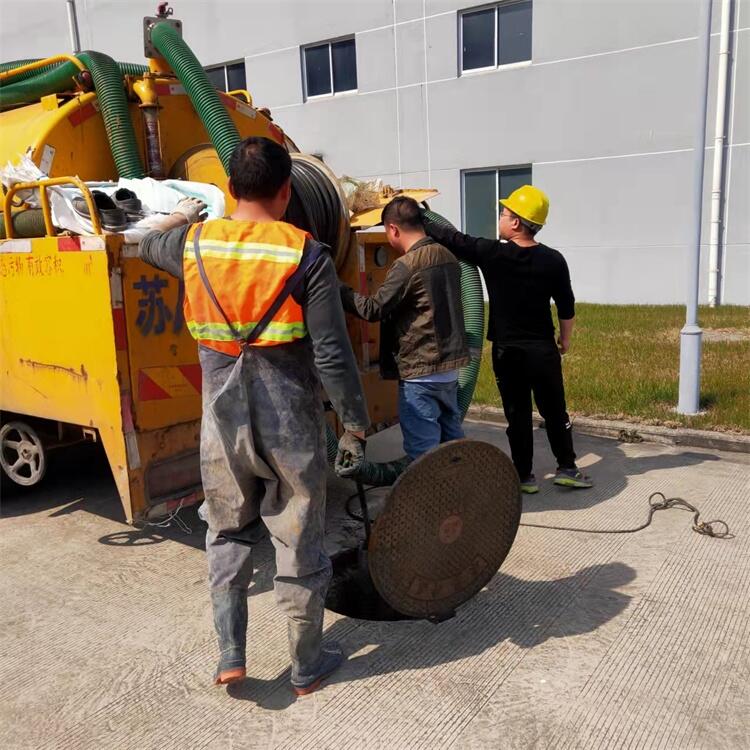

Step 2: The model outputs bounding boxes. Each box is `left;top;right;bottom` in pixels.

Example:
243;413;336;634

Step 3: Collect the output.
0;5;484;523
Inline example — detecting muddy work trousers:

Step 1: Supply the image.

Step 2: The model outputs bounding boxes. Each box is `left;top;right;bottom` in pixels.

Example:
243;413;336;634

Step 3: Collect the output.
199;339;331;677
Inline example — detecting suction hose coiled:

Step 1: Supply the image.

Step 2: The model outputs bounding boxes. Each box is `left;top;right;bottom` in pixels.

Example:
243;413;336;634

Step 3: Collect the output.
0;54;147;178
73;51;145;178
0;209;46;239
150;22;239;173
423;209;485;417
0;58;148;108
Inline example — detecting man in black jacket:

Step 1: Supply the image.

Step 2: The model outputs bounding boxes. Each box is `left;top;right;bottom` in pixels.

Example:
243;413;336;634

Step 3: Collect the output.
341;196;469;460
422;185;592;493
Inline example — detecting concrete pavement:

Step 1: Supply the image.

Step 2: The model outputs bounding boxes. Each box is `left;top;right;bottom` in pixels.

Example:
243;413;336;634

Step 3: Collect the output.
1;421;748;749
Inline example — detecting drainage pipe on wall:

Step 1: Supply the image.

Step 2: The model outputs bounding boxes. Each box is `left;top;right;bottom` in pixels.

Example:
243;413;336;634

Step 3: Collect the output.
66;0;82;54
707;0;732;307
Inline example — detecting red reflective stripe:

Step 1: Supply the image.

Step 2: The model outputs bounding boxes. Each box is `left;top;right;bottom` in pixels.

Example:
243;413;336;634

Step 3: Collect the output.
58;237;81;252
138;371;172;401
268;123;284;143
112;308;127;351
155;83;171;96
68;102;97;127
220;92;238;110
178;364;202;393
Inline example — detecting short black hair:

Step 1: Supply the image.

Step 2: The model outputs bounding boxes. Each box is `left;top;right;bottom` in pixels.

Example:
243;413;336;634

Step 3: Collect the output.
228;136;292;201
381;195;423;230
506;208;542;236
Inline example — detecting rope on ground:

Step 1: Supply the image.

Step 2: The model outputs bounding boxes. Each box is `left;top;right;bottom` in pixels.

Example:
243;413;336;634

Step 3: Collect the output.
133;499;192;535
520;492;733;538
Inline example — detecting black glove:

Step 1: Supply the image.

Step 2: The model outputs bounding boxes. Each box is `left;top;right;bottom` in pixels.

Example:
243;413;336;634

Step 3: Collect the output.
335;431;367;478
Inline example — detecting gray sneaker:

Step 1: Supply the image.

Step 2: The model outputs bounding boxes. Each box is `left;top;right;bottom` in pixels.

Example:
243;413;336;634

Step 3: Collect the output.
520;474;539;494
553;467;593;489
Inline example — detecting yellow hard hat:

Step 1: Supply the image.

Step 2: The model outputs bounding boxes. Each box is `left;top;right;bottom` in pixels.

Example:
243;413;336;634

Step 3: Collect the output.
499;185;549;226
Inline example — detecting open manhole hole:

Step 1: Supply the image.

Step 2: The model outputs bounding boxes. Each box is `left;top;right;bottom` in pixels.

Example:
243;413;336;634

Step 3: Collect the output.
325;439;521;622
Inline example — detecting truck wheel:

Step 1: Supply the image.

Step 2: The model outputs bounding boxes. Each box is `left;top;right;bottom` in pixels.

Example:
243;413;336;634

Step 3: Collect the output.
0;421;47;487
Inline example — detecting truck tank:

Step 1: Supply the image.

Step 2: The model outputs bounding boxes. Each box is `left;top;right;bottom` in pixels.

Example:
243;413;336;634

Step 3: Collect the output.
0;6;485;520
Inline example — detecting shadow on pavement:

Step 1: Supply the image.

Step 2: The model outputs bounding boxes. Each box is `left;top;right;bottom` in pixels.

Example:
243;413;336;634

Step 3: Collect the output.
521;442;720;514
0;442;117;519
219;560;635;710
329;561;636;683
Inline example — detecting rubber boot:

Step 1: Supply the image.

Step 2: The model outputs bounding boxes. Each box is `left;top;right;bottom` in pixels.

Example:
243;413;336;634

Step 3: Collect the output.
211;587;248;685
291;641;344;696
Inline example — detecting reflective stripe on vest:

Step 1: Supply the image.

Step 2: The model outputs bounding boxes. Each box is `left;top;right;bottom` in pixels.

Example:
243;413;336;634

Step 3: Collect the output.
182;219;309;356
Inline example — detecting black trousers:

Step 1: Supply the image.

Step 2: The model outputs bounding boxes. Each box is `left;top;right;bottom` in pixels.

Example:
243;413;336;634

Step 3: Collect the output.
492;341;576;479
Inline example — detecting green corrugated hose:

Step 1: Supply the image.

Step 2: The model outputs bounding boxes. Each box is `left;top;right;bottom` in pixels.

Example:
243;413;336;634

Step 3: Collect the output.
0;58;148;119
150;22;239;173
0;58;148;86
0;209;47;239
329;210;485;487
75;51;145;178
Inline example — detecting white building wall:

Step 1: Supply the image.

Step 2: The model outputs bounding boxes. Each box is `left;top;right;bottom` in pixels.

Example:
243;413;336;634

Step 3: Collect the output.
0;0;747;304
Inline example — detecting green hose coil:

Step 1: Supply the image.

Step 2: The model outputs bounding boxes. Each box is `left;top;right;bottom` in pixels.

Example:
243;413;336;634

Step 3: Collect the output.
75;51;145;178
150;22;239;173
0;59;58;84
0;209;47;239
0;58;148;111
1;58;148;86
0;62;80;107
422;209;486;417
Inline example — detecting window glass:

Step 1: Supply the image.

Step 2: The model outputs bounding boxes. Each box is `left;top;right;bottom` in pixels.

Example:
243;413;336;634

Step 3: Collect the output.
498;1;532;65
332;38;357;92
205;67;226;91
464;170;498;239
462;8;496;71
305;43;331;97
498;167;532;202
226;62;246;91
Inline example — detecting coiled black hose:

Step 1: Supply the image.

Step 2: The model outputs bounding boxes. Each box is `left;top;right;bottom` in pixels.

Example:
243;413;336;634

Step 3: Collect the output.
285;158;342;252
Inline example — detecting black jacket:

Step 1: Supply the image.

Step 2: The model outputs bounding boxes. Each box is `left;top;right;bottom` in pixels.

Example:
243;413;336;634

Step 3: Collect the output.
341;237;469;380
422;216;575;344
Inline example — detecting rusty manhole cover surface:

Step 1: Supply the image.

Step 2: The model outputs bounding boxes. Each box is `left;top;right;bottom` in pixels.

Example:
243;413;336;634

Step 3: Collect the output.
368;439;521;619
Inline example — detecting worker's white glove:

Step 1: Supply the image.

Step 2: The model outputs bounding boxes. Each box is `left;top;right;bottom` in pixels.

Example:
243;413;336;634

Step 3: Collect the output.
172;197;208;224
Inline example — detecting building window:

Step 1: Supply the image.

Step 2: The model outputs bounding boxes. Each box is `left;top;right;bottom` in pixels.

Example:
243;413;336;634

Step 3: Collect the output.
204;61;247;92
303;37;358;99
462;166;532;238
460;1;532;73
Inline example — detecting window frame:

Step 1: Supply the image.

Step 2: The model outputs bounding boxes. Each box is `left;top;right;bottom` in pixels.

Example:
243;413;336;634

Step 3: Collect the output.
302;35;358;101
461;164;533;238
459;1;532;76
204;59;246;92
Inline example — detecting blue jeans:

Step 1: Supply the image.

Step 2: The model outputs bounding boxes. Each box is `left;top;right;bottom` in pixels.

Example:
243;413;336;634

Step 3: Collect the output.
398;379;464;460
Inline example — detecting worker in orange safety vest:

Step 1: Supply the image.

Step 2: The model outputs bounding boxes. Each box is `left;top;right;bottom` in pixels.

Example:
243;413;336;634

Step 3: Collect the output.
138;136;370;696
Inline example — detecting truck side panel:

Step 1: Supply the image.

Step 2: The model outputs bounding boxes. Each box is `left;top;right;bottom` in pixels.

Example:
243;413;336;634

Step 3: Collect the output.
0;234;131;510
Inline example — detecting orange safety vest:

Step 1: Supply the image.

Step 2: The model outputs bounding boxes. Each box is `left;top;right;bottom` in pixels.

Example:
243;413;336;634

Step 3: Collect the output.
183;218;310;357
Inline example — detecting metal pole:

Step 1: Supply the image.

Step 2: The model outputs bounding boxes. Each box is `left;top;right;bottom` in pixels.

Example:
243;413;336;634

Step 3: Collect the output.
66;0;81;54
677;0;713;415
707;0;732;306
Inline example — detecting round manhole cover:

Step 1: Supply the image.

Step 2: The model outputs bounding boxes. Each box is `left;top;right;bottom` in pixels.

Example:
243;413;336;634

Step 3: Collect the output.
368;439;521;619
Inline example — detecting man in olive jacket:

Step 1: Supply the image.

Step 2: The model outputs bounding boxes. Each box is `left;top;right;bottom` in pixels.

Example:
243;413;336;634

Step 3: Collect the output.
341;196;469;460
